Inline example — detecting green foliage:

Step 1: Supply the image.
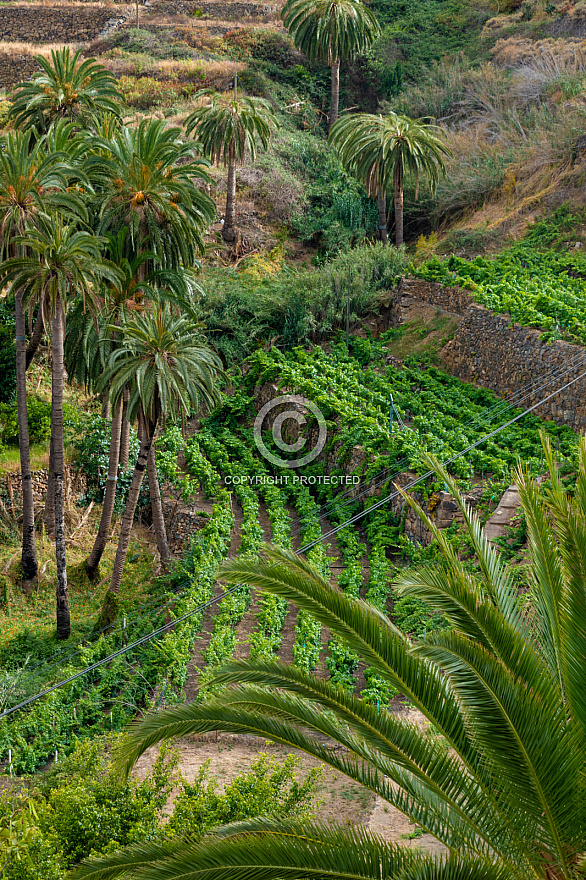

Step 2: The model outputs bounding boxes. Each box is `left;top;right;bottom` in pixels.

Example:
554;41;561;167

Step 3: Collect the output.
329;112;451;199
185;92;275;166
8;48;122;133
72;414;142;511
199;241;408;363
415;225;586;344
0;296;16;405
96;453;586;880
166;753;321;836
0;487;234;774
0;397;52;446
156;425;199;503
282;0;380;65
244;343;576;481
0;739;320;876
367;0;491;86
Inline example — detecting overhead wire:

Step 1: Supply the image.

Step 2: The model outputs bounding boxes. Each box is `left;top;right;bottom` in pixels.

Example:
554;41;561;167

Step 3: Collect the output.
10;349;586;701
3;362;585;723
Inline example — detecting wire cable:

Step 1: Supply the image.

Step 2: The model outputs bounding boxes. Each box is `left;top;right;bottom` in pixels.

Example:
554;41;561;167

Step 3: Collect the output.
4;362;585;722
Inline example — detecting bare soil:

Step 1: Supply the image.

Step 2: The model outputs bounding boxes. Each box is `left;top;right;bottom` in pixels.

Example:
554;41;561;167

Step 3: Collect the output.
133;707;446;856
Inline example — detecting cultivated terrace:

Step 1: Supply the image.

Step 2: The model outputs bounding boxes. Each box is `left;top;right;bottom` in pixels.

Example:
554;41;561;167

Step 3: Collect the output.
0;0;585;878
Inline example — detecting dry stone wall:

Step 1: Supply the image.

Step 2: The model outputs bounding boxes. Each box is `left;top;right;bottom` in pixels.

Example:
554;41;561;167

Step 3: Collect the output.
395;278;586;432
0;6;123;43
152;0;278;16
0;465;85;505
0;54;39;87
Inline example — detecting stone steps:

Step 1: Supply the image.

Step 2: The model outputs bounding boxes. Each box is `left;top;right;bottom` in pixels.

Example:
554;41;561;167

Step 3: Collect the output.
484;484;522;544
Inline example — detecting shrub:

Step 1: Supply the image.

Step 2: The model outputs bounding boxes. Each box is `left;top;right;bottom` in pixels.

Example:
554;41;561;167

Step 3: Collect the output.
0;397;51;446
73;414;145;512
0;740;321;875
0;296;15;405
166;753;322;837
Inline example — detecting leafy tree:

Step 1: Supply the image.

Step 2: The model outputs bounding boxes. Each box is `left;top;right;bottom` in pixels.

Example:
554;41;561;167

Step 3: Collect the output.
0;130;81;583
0;215;119;639
329;111;451;244
74;441;586;880
8;48;121;133
281;0;380;128
185;91;275;243
100;305;223;596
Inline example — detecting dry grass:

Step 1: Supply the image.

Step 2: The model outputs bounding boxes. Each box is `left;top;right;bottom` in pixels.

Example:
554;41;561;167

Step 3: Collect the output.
101;51;242;82
0;41;83;57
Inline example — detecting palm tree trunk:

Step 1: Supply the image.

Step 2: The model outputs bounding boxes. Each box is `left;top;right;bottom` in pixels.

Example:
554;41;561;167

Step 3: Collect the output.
394;158;404;247
377;186;388;244
51;296;70;640
44;435;55;538
119;386;130;467
329;59;341;130
15;289;38;582
223;140;237;243
101;393;111;421
86;395;123;581
109;413;156;595
25;305;44;371
147;442;171;565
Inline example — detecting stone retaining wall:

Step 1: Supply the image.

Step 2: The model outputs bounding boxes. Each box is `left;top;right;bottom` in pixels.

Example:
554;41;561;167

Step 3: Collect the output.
397;277;586;431
162;501;208;549
0;465;85;505
152;0;279;16
0;6;122;43
398;277;472;315
0;54;39;87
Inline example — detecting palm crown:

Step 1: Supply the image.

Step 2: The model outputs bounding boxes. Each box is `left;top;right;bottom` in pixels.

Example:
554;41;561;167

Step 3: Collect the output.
330;112;451;244
282;0;380;127
72;439;586;880
88;118;216;267
185;91;274;242
100;304;223;433
185;91;274;165
8;48;122;132
282;0;380;65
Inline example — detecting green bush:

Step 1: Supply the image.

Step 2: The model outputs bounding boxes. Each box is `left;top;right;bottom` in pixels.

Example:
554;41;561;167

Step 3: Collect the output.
0;296;15;405
0;397;51;446
200;241;408;362
166;753;321;837
0;740;321;875
72;415;145;512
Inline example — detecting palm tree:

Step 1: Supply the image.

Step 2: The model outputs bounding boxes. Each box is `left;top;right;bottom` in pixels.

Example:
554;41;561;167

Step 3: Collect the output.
0;215;119;639
87;118;216;268
185;90;275;244
73;440;586;879
8;48;121;133
87;117;215;482
329;112;451;245
70;236;199;581
101;305;223;596
0;130;80;584
282;0;380;128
